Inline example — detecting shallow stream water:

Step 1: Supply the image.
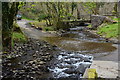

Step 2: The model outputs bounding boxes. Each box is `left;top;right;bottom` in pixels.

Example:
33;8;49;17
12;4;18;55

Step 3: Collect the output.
41;26;117;78
43;27;116;53
2;25;117;79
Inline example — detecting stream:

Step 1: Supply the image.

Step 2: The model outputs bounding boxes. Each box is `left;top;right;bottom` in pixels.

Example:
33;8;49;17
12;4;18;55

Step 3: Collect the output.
2;22;117;79
41;26;117;79
43;26;116;56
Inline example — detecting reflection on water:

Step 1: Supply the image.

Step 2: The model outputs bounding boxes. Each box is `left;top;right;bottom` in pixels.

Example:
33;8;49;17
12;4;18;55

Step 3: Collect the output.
42;31;116;53
3;25;117;79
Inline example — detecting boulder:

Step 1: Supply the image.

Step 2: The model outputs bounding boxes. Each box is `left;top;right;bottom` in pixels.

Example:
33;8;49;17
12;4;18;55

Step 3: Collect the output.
91;15;115;30
76;63;91;74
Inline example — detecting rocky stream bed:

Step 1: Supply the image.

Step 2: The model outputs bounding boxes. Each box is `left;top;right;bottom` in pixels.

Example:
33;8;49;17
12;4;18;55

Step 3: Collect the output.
2;38;93;79
2;20;118;79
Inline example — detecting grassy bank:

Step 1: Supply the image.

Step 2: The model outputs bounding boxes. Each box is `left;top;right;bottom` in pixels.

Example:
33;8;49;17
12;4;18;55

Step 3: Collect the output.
97;23;118;38
97;17;119;39
12;32;27;43
12;22;28;46
22;16;35;21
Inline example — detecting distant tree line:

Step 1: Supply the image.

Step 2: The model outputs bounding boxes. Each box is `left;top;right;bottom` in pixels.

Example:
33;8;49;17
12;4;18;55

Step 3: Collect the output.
2;2;119;50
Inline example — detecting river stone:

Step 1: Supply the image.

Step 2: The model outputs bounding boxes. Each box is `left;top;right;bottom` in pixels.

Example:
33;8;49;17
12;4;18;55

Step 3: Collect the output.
66;65;76;69
3;38;93;79
76;63;86;74
36;71;42;75
43;45;48;48
33;54;37;57
83;57;91;62
43;58;47;61
28;61;34;64
71;54;82;58
57;63;73;69
61;53;68;56
63;68;77;74
53;45;57;47
34;66;38;69
37;43;41;46
38;65;41;67
18;62;21;65
32;64;36;67
77;63;91;74
39;61;45;65
21;70;25;73
12;70;17;73
65;59;77;64
8;63;12;66
46;53;50;55
35;51;39;53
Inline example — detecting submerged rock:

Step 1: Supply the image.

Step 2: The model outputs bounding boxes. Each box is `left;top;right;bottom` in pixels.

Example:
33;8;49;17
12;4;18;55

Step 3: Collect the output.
63;68;78;74
3;38;94;79
48;51;93;78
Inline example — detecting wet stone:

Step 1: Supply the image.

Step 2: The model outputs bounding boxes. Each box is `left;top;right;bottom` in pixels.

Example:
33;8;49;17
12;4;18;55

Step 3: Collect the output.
18;62;22;65
39;61;45;65
8;63;12;66
63;68;77;74
28;61;34;64
48;51;93;78
64;60;77;64
3;38;94;79
33;54;37;57
83;57;91;62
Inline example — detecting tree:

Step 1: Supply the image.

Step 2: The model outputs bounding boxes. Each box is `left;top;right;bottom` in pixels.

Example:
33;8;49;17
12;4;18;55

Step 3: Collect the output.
113;2;118;16
82;2;104;15
71;2;77;15
2;2;19;50
40;2;74;30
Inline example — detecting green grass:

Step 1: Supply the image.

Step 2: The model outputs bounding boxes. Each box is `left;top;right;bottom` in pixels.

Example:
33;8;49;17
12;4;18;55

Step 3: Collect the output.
113;17;118;22
12;22;28;47
97;23;119;38
110;16;120;22
29;21;46;28
12;32;27;43
87;24;92;28
22;16;35;21
13;22;27;42
44;27;54;31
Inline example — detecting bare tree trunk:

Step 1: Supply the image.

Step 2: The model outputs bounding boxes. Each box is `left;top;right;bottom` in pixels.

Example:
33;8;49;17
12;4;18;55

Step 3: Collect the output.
2;2;19;50
77;8;80;19
113;2;117;16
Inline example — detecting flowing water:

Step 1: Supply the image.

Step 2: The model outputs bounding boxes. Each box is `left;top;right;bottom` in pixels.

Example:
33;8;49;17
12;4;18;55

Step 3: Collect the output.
2;25;117;79
48;51;93;78
42;27;116;53
41;26;117;78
